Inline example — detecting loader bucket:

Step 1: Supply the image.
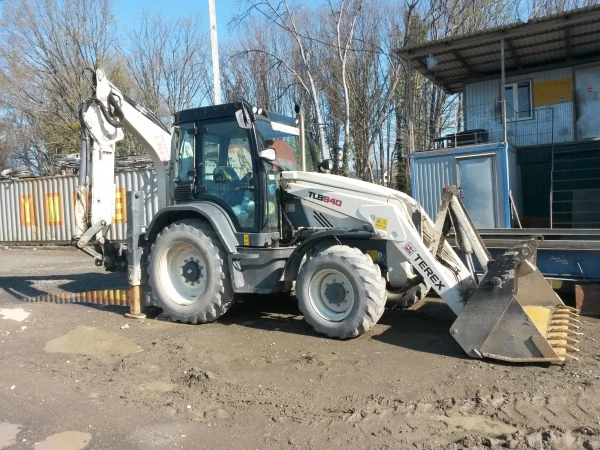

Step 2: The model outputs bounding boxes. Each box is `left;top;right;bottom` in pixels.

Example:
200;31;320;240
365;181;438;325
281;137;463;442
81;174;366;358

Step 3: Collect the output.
451;238;580;363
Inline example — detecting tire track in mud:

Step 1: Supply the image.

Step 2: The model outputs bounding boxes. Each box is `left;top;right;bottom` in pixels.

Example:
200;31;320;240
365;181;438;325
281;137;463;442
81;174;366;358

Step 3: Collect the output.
26;340;600;449
13;301;600;449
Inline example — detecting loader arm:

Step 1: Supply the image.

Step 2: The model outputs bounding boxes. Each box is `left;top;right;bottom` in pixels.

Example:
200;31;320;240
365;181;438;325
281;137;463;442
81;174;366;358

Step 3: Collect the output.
282;172;580;363
282;172;475;314
74;69;171;266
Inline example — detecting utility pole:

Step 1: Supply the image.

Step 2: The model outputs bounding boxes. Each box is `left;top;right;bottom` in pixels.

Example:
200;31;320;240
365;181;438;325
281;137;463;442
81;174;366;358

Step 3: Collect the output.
208;0;222;105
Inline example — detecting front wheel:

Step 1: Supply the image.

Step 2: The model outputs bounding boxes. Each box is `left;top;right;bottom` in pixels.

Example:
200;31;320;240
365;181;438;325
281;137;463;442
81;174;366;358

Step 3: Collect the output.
148;219;234;323
296;245;386;339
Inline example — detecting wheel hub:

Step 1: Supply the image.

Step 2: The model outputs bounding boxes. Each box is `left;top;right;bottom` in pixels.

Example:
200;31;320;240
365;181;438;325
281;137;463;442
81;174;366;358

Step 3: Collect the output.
181;258;203;285
309;270;355;321
160;241;209;305
324;282;346;304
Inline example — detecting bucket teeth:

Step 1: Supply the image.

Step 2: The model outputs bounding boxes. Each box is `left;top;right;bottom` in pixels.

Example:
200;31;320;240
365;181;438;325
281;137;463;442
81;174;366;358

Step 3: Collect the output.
549;325;582;334
563;353;579;361
547;340;579;352
556;306;579;313
550;318;580;326
547;307;581;360
551;312;579;319
547;333;579;344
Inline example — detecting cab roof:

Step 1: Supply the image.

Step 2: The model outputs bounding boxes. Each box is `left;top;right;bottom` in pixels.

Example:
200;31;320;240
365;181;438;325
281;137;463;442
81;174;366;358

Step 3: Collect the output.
172;102;297;127
173;102;245;125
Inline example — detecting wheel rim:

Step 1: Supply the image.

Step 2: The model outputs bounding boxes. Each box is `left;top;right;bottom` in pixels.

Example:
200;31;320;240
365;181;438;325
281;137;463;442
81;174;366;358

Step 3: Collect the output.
159;242;208;305
308;268;355;321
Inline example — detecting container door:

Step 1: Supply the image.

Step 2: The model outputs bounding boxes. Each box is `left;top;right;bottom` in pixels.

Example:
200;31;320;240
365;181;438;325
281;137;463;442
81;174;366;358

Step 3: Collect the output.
456;155;497;228
575;65;600;140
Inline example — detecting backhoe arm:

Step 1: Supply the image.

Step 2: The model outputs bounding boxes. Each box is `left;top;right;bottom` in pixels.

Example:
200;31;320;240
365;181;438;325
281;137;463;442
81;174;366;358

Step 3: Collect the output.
74;69;171;267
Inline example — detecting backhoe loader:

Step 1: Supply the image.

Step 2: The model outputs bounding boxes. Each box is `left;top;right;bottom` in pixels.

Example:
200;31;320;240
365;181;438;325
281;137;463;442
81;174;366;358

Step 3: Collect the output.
73;69;580;363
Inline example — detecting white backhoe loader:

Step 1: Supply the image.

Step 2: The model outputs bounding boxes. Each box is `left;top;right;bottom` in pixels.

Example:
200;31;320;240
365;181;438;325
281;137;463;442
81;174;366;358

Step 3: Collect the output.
73;69;580;363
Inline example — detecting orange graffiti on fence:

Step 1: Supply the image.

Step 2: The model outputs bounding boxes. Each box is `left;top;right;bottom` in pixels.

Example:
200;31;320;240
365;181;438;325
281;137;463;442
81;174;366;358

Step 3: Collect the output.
19;195;36;227
44;193;63;226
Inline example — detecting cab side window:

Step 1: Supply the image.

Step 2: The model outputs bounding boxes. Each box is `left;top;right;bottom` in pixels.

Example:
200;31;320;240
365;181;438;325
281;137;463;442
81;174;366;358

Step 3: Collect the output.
196;121;257;232
175;127;195;183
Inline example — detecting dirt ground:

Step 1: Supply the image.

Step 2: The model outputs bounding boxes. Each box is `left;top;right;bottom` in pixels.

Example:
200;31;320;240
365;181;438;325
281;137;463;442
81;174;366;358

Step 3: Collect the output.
1;247;600;450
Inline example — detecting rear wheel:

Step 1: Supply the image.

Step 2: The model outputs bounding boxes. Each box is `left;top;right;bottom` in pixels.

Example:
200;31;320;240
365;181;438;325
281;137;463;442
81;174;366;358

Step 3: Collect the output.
148;219;234;323
296;245;386;339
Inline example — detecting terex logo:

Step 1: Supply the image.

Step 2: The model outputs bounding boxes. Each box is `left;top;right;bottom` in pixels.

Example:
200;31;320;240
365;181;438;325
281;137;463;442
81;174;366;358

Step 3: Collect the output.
413;253;445;290
308;191;343;207
403;243;416;255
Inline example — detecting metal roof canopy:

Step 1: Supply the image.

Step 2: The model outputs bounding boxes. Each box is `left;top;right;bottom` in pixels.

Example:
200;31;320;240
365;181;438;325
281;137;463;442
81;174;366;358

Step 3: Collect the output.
394;5;600;94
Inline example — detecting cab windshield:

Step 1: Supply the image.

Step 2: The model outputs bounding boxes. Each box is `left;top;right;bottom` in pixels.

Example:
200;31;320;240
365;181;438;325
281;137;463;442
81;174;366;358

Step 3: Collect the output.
255;116;317;172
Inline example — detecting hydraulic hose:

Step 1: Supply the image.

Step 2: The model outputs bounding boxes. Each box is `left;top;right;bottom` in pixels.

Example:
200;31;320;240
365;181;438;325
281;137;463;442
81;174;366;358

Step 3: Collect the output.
93;93;124;129
78;99;94;185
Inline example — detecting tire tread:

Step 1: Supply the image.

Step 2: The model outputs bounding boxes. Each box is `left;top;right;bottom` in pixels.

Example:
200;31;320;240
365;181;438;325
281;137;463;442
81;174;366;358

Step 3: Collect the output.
386;283;429;309
148;218;234;324
297;245;386;339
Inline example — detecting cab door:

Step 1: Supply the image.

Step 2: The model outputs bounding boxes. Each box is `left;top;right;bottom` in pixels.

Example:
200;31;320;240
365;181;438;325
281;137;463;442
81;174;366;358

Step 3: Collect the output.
194;119;259;233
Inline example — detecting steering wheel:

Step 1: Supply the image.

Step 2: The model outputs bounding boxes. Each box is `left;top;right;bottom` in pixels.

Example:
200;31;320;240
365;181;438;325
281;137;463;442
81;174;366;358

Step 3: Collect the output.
241;172;252;183
235;172;253;190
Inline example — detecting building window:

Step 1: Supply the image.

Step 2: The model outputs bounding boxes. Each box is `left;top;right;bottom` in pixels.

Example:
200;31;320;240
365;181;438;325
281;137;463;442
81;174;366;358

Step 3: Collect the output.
504;81;532;120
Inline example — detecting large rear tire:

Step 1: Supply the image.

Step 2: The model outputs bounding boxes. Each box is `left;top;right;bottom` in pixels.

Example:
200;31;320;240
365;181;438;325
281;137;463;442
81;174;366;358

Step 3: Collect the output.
148;219;234;323
296;245;386;339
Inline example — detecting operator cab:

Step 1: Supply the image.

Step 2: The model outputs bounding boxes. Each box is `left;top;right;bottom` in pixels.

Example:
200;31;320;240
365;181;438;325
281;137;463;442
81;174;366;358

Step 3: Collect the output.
171;102;318;240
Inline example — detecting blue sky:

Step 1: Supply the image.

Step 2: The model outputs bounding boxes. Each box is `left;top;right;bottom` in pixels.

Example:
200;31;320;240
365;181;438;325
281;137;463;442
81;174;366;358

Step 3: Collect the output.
113;0;321;38
114;0;239;33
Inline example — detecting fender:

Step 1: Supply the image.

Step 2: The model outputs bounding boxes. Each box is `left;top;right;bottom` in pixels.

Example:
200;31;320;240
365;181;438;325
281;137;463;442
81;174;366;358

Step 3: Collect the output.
282;228;373;291
145;202;238;254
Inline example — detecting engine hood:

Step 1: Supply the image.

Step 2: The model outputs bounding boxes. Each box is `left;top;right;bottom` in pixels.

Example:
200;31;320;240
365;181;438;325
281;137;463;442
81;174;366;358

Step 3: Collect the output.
281;171;423;213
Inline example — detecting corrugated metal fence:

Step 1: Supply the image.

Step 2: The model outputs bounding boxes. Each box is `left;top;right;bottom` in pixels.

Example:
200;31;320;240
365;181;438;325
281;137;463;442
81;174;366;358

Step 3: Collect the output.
0;170;158;244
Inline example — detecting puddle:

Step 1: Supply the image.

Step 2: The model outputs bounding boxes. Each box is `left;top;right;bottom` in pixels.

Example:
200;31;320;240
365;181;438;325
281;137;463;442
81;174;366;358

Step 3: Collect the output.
0;423;21;449
0;308;30;322
437;414;519;436
45;326;142;357
139;381;176;392
36;431;91;450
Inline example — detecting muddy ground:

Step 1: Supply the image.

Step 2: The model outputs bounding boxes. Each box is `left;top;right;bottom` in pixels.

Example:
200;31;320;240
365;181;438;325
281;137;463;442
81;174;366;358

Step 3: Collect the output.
1;247;600;450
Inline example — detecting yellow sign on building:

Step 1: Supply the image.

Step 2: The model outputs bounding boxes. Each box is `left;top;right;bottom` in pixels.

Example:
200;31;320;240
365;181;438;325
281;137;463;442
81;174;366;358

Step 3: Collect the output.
533;78;573;107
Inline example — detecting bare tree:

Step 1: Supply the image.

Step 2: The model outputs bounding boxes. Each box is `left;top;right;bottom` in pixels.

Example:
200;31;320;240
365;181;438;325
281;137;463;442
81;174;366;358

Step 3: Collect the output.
125;11;212;123
0;0;589;180
327;0;364;176
232;0;329;159
0;0;116;173
525;0;595;18
347;0;405;182
222;15;298;114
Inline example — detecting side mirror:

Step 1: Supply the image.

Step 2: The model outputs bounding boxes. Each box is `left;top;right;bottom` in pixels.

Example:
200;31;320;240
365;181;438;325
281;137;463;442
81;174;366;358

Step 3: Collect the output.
235;108;252;129
259;148;277;162
319;159;333;171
